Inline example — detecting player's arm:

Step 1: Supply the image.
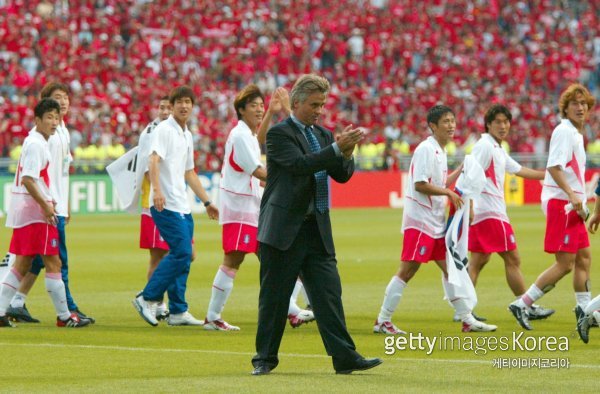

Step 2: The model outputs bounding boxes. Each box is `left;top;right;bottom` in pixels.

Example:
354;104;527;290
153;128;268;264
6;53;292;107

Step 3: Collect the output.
415;181;463;209
184;169;218;220
22;176;57;225
588;197;600;234
148;152;165;211
516;167;544;180
257;87;290;145
547;165;582;211
252;166;267;182
446;162;463;188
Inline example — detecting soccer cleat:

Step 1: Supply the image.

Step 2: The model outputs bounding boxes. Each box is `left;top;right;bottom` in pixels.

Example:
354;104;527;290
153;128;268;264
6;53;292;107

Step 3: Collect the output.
462;320;497;332
203;318;240;331
575;305;599;327
156;302;170;321
6;304;40;323
373;319;406;335
0;315;15;327
56;312;91;328
453;311;486;322
508;303;532;330
132;295;158;326
576;306;591;344
528;304;555;320
167;311;203;326
71;308;95;324
288;309;315;328
593;311;600;327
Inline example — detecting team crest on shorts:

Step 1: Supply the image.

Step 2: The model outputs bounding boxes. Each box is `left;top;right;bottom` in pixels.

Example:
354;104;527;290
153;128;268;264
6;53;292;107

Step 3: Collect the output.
564;234;570;245
419;245;427;255
243;234;250;244
51;239;58;248
510;234;515;244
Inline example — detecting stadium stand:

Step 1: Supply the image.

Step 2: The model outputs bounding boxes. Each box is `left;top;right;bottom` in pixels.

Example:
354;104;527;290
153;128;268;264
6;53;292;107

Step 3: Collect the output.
0;0;599;171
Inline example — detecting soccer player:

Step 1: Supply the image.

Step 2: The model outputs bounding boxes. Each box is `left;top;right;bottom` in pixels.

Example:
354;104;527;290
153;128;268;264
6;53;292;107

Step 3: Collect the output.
374;105;498;334
467;104;554;321
205;85;315;330
5;82;94;324
575;179;600;343
136;96;172;321
132;85;218;327
509;83;595;330
0;98;89;328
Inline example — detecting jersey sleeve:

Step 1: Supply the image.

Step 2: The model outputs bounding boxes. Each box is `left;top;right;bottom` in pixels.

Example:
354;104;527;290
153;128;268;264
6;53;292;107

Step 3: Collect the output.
471;140;492;172
411;145;433;183
20;142;44;180
504;151;522;174
231;133;262;175
149;124;169;160
546;126;572;170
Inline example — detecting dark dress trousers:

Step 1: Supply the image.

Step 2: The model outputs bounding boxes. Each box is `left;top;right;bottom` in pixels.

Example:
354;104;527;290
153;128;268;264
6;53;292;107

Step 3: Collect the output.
252;117;362;372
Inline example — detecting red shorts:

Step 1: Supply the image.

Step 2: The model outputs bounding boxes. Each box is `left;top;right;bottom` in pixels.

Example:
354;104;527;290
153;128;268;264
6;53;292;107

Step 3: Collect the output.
140;214;169;251
9;223;59;256
222;223;258;254
544;199;589;254
401;229;446;263
469;219;517;253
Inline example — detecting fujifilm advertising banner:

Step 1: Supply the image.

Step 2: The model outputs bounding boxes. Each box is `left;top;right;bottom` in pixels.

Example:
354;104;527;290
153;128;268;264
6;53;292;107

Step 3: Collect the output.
0;173;221;215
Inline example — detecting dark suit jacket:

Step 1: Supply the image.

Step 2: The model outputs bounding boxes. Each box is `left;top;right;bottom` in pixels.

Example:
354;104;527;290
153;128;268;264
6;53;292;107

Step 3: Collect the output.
257;117;354;255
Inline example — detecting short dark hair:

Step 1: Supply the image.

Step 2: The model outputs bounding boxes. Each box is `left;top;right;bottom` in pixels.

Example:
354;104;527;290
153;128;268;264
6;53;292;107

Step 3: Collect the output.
426;105;454;129
34;98;61;118
40;82;69;99
484;104;512;133
233;84;264;120
160;95;169;101
169;85;195;105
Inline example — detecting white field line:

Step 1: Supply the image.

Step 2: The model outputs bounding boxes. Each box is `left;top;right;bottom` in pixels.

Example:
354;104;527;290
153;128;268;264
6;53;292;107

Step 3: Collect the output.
1;342;598;369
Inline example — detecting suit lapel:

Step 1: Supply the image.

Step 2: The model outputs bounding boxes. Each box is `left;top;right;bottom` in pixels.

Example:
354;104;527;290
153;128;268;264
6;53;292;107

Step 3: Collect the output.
286;117;311;154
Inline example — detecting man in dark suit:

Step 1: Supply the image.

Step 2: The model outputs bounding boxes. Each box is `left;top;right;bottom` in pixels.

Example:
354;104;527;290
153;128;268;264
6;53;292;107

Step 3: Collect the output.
251;74;382;375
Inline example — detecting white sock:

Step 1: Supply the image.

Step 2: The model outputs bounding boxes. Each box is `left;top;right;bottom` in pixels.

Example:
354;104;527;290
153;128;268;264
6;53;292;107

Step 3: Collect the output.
10;291;27;308
300;280;310;307
575;291;591;308
288;280;303;315
45;273;70;320
441;277;475;323
0;268;22;316
378;276;407;323
206;265;235;322
515;284;544;307
584;295;600;314
0;253;15;282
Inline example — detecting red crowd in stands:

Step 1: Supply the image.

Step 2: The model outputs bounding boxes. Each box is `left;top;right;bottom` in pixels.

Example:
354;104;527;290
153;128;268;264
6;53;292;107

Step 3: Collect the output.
0;0;599;171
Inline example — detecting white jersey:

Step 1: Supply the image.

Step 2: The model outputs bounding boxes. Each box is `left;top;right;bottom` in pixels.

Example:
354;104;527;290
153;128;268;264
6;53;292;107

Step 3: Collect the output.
541;119;586;211
471;133;521;224
47;121;72;217
402;136;448;238
148;115;194;214
139;118;161;217
219;120;263;226
6;131;54;228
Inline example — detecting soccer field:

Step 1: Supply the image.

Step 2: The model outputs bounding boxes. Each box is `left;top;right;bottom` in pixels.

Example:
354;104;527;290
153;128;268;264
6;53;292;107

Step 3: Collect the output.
1;206;599;392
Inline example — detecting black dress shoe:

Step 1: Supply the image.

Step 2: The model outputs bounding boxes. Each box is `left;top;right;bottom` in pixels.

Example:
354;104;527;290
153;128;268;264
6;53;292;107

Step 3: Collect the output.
251;365;271;376
336;358;383;374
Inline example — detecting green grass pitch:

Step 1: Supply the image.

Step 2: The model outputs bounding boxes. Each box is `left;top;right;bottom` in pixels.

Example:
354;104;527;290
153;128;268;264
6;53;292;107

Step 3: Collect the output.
1;206;598;392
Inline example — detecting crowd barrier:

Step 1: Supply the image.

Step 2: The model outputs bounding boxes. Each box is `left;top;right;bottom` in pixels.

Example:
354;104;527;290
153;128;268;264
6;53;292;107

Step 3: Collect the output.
0;170;598;214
